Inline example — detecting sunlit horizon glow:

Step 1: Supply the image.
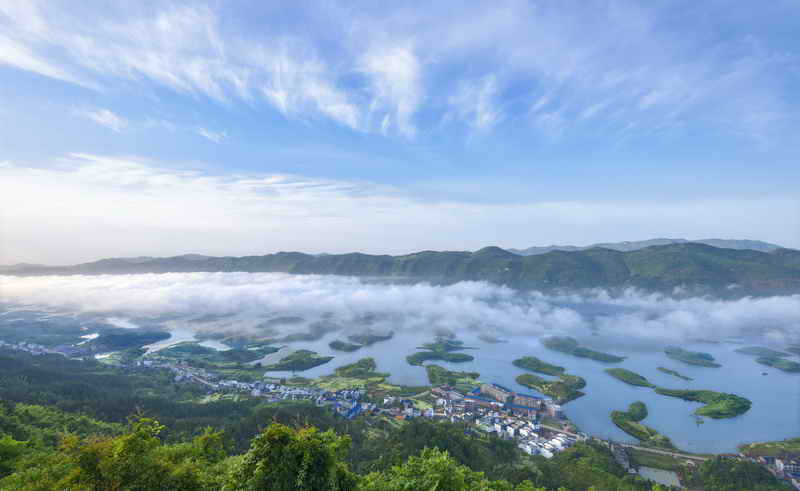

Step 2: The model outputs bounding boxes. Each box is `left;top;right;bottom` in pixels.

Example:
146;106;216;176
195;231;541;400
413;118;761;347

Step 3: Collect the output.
1;2;798;263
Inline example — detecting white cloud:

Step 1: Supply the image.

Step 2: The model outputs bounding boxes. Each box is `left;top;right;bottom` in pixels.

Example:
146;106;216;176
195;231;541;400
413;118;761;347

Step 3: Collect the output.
0;154;796;265
78;108;128;132
196;127;227;143
359;45;421;137
2;273;798;345
0;2;793;141
448;75;502;131
0;33;89;88
0;3;360;131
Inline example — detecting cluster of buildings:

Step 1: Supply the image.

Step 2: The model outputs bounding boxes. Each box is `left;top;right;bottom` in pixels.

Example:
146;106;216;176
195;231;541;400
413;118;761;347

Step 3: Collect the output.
132;358;371;419
5;339;798;487
743;455;800;490
430;383;582;459
0;339;61;356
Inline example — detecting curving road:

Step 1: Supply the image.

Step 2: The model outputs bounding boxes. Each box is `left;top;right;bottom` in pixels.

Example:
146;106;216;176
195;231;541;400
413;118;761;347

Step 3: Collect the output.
539;423;708;462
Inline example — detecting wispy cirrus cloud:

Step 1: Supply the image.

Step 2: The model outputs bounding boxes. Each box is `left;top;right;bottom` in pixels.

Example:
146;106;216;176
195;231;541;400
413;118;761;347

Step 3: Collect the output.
78;108;128;132
448;75;502;132
195;127;227;144
0;1;794;143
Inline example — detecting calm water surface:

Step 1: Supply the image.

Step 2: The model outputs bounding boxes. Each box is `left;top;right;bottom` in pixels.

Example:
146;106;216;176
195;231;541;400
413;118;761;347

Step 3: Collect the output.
255;330;800;454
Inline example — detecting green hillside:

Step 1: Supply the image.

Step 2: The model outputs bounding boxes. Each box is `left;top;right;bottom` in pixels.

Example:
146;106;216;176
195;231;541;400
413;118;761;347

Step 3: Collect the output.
8;243;800;295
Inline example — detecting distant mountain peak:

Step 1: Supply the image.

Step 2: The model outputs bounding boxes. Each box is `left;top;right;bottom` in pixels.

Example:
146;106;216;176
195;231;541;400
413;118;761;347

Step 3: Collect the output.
508;238;785;256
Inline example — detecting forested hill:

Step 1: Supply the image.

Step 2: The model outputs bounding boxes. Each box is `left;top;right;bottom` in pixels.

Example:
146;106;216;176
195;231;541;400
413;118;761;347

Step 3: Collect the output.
4;243;800;296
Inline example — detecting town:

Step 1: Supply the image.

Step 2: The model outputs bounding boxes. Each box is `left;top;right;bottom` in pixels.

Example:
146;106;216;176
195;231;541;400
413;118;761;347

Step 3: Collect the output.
3;338;799;489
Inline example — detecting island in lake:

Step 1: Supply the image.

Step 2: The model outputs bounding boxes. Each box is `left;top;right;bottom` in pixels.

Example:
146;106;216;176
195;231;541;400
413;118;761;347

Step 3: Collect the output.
611;401;675;450
515;373;586;404
657;366;692;381
664;346;721;368
346;331;394;346
425;365;480;392
603;367;751;419
328;340;362;352
512;355;586;403
541;336;625;363
512;356;565;376
478;333;508;344
406;350;474;366
605;368;654;388
654;388;751;419
262;349;334;371
407;336;476;366
756;356;800;373
735;346;791;357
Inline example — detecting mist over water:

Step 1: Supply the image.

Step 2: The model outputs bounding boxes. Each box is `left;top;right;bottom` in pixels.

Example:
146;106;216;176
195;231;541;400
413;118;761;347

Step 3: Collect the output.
1;272;798;346
2;272;800;452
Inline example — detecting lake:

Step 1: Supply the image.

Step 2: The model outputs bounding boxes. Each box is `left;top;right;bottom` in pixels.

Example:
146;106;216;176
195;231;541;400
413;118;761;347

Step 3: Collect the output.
2;304;798;454
239;329;799;454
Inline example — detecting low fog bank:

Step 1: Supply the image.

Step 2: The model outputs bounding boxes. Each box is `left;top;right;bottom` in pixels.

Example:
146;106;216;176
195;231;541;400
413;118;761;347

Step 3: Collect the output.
1;272;798;347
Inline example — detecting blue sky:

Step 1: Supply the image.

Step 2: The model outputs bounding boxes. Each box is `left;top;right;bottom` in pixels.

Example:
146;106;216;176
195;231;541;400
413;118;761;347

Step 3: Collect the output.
1;1;798;263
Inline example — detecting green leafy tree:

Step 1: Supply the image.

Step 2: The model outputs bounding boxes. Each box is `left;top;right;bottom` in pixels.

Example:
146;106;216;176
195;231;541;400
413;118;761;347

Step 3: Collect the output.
359;447;545;491
0;434;27;478
50;417;224;490
225;424;357;491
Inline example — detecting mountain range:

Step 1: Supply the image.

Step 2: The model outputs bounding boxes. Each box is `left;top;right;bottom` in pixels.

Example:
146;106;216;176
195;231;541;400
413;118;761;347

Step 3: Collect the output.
508;238;783;255
3;242;799;297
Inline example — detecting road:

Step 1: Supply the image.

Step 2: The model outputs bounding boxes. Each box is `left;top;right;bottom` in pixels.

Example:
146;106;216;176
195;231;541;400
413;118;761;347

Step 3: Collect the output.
539;423;708;462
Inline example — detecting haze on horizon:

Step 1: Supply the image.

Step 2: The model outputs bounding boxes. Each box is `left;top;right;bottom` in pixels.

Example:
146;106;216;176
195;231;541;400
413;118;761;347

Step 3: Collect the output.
1;1;798;265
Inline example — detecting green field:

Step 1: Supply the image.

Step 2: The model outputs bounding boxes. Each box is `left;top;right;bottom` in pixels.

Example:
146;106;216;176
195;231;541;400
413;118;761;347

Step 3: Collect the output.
605;368;654;387
146;342;279;380
740;438;800;458
627;448;684;472
515;373;586;403
425;365;480;391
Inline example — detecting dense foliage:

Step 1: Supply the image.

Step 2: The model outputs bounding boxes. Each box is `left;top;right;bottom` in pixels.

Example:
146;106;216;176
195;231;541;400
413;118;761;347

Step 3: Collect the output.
664;346;721;368
735;346;791;357
0;348;787;490
605;368;655;387
332;358;387;379
756;356;800;373
406;350;474;365
611;402;674;450
512;356;565;376
329;340;363;352
683;457;790;491
656;367;692;381
263;350;334;371
541;337;625;363
653;388;752;418
425;364;480;388
12;243;800;296
515;373;586;403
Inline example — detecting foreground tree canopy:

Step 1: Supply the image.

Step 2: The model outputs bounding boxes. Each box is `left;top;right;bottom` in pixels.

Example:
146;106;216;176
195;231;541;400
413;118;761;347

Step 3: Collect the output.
0;351;789;490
